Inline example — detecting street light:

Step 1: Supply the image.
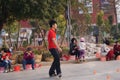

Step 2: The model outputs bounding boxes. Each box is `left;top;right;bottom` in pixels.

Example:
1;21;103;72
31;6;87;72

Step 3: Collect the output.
66;0;71;46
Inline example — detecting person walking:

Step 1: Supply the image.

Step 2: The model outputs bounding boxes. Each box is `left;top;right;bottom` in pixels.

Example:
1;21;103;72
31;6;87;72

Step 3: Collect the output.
47;20;62;78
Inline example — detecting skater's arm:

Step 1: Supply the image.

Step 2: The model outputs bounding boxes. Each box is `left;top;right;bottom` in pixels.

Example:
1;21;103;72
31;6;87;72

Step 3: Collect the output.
52;38;62;52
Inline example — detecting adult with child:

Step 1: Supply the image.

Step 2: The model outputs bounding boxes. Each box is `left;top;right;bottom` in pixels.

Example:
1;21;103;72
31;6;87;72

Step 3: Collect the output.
22;47;35;70
0;48;12;73
69;38;80;62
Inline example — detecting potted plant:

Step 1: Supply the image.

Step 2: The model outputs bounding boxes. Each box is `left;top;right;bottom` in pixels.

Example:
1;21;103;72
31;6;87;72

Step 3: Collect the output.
41;50;53;62
33;49;43;63
17;53;24;64
45;52;53;62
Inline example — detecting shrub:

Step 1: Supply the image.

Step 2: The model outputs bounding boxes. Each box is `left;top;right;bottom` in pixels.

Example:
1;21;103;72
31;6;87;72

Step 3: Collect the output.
33;49;43;55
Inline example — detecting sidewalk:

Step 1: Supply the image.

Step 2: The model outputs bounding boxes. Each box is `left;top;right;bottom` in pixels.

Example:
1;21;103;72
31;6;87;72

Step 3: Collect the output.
0;60;120;80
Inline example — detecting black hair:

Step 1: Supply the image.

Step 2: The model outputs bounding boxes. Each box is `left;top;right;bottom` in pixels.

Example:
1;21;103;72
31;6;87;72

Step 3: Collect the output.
71;38;77;43
49;20;57;28
26;47;32;51
1;48;7;52
115;41;119;43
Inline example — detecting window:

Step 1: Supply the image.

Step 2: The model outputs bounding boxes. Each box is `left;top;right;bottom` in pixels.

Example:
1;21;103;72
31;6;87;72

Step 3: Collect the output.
100;0;113;13
78;0;93;14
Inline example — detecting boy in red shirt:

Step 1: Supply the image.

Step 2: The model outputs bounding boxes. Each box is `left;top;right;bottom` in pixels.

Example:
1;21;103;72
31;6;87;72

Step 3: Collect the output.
48;20;62;78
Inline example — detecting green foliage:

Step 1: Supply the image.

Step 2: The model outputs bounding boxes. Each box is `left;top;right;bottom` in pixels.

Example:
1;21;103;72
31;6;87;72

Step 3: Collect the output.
56;15;66;36
41;50;52;61
109;39;114;43
104;20;110;33
22;41;28;47
70;0;91;36
96;10;104;27
108;15;113;25
0;0;67;31
33;49;43;55
4;21;19;33
61;47;69;55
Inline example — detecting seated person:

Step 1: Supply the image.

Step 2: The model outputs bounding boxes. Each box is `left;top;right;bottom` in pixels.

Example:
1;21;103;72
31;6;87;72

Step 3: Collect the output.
22;47;35;70
114;41;120;59
106;48;114;61
69;38;80;61
0;48;12;73
79;37;86;61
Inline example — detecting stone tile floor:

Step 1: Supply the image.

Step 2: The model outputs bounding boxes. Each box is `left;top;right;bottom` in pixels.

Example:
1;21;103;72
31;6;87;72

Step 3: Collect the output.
0;60;120;80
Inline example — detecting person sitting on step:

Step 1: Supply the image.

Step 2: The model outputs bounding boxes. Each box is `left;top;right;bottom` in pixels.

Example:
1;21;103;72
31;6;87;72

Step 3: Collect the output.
22;47;35;70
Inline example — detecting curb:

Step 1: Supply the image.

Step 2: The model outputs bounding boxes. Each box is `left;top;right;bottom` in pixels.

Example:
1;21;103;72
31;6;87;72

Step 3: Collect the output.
41;56;99;66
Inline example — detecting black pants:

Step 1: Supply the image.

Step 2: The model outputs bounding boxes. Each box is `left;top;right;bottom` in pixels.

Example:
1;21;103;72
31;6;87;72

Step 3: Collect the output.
75;50;80;59
115;52;120;59
49;48;61;76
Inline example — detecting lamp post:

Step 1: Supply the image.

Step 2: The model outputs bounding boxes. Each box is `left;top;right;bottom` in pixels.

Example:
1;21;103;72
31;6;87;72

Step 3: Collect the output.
66;0;71;46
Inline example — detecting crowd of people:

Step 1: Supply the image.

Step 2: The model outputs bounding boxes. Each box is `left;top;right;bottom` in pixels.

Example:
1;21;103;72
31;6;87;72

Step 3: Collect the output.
69;37;86;62
0;47;35;73
69;37;120;62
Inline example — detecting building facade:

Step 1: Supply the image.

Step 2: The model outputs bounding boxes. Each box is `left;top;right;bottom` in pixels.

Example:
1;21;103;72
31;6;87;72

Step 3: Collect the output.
78;0;117;25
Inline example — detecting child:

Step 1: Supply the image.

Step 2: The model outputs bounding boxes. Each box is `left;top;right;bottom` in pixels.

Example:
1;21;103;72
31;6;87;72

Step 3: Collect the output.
79;37;86;62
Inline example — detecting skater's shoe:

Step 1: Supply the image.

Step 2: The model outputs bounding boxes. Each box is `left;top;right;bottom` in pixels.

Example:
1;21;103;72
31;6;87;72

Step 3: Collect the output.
4;70;8;73
50;73;57;77
57;73;62;78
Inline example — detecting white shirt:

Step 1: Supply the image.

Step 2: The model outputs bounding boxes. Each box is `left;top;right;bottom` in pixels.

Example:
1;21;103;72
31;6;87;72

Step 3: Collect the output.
79;42;86;50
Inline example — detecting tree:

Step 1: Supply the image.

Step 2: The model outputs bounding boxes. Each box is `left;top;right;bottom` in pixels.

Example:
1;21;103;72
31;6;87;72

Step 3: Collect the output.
0;0;67;49
0;0;67;31
70;0;91;36
96;10;104;42
4;21;19;47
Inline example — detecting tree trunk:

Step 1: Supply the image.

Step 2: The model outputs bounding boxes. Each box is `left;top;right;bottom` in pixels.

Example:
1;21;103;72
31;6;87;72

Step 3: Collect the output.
0;22;4;31
35;19;47;49
16;22;20;49
60;25;67;47
38;26;47;49
8;26;12;47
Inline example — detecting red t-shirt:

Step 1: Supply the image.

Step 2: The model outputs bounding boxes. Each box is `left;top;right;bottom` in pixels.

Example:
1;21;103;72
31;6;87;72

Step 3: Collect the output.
48;29;57;49
2;52;11;60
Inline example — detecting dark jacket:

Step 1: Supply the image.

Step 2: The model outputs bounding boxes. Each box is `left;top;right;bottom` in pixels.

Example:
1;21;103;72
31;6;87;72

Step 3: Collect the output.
0;54;3;62
69;43;78;55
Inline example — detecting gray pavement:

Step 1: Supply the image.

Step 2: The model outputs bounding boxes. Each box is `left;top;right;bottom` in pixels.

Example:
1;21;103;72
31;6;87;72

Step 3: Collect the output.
0;60;120;80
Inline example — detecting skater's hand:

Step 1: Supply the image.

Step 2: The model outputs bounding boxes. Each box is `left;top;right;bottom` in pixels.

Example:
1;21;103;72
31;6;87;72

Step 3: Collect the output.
58;47;62;52
72;50;75;53
6;56;9;60
27;52;31;56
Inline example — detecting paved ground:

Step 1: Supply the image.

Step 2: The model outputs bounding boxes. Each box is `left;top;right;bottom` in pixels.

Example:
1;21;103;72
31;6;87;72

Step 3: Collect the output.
0;60;120;80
